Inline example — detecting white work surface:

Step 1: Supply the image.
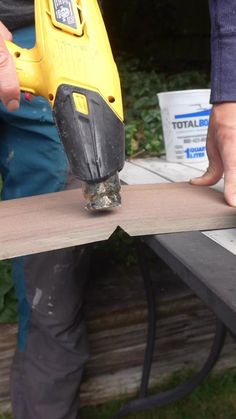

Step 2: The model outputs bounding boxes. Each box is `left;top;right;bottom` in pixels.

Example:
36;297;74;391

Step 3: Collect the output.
120;157;236;256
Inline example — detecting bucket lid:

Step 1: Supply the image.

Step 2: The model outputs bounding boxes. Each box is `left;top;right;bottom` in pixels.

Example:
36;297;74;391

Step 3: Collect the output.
157;89;211;107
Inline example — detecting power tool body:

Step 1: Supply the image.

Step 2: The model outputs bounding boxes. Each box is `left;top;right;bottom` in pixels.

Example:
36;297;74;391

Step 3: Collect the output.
6;0;125;210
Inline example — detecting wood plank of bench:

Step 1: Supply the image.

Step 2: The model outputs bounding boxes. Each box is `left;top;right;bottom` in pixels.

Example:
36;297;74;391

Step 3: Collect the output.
120;161;168;184
203;229;236;255
132;157;224;191
178;161;209;172
159;155;209;173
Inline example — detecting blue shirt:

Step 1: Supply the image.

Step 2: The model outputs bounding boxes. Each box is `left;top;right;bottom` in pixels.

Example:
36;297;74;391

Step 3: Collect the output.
209;0;236;103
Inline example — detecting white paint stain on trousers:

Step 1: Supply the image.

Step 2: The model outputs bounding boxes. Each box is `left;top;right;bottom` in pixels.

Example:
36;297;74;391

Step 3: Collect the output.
32;288;43;309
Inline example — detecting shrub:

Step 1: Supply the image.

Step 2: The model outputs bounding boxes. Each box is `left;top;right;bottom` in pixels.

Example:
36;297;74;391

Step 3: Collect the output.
118;58;210;157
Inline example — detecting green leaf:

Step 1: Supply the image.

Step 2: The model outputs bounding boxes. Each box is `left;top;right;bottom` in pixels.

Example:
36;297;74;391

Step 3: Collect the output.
118;58;209;158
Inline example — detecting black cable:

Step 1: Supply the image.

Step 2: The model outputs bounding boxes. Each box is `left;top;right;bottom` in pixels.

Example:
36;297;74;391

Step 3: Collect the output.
112;319;226;418
111;238;227;418
135;238;157;398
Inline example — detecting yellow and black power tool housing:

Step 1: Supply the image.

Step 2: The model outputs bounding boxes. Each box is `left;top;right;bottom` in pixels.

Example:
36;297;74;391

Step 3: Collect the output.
7;0;125;210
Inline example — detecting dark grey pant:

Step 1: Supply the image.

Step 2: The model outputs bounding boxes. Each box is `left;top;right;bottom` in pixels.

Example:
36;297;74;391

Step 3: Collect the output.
10;248;90;419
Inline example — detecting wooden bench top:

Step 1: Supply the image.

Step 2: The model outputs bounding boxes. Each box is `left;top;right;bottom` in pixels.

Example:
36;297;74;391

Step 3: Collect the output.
120;158;236;335
120;157;236;256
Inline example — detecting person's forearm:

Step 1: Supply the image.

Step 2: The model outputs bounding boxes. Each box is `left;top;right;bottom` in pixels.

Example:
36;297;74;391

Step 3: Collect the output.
209;0;236;103
191;2;236;207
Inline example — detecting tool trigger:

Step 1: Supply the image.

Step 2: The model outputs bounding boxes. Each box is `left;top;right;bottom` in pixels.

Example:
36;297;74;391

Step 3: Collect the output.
24;92;34;102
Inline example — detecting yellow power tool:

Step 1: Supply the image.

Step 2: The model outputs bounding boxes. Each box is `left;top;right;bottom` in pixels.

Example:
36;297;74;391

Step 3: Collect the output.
6;0;125;210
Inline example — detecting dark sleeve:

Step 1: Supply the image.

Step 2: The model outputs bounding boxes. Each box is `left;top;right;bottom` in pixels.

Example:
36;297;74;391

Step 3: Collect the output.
209;0;236;103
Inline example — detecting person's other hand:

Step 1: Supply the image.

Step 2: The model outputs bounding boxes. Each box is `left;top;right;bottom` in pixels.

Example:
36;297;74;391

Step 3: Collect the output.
0;21;20;111
190;103;236;207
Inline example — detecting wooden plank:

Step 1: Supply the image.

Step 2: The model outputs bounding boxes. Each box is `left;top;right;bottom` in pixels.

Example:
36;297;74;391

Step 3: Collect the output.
160;155;209;173
0;183;236;260
175;159;236;255
179;161;209;172
132;158;207;182
128;158;236;255
179;162;235;254
132;157;224;191
203;229;236;256
120;161;168;184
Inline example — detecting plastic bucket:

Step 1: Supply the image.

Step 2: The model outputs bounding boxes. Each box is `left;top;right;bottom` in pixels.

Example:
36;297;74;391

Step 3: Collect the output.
157;89;211;163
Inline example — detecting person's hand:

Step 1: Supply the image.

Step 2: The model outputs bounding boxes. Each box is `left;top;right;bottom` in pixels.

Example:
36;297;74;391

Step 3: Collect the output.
0;21;20;111
190;103;236;207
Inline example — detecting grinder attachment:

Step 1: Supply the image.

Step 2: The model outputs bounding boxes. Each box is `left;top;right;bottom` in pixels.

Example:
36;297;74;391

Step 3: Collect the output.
82;172;121;211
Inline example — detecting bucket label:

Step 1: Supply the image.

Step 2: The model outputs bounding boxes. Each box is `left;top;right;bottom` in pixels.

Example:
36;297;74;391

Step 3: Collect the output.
173;108;211;130
161;104;212;162
184;146;206;159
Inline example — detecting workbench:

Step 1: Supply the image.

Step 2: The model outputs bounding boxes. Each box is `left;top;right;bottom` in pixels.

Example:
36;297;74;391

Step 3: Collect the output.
114;157;236;418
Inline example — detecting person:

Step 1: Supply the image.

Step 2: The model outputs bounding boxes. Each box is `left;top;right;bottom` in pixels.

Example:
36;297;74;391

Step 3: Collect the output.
0;2;90;419
0;1;235;419
191;0;236;207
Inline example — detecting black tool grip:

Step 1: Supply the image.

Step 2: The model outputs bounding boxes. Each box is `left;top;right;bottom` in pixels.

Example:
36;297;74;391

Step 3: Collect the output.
53;85;125;183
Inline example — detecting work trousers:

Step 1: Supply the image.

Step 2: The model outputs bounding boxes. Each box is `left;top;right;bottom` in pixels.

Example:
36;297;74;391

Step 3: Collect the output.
0;26;89;419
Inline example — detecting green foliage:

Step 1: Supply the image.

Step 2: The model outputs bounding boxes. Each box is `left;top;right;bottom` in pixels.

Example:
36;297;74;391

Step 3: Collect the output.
118;58;209;157
103;0;210;66
93;229;137;274
0;260;17;323
81;370;236;419
0;177;18;324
